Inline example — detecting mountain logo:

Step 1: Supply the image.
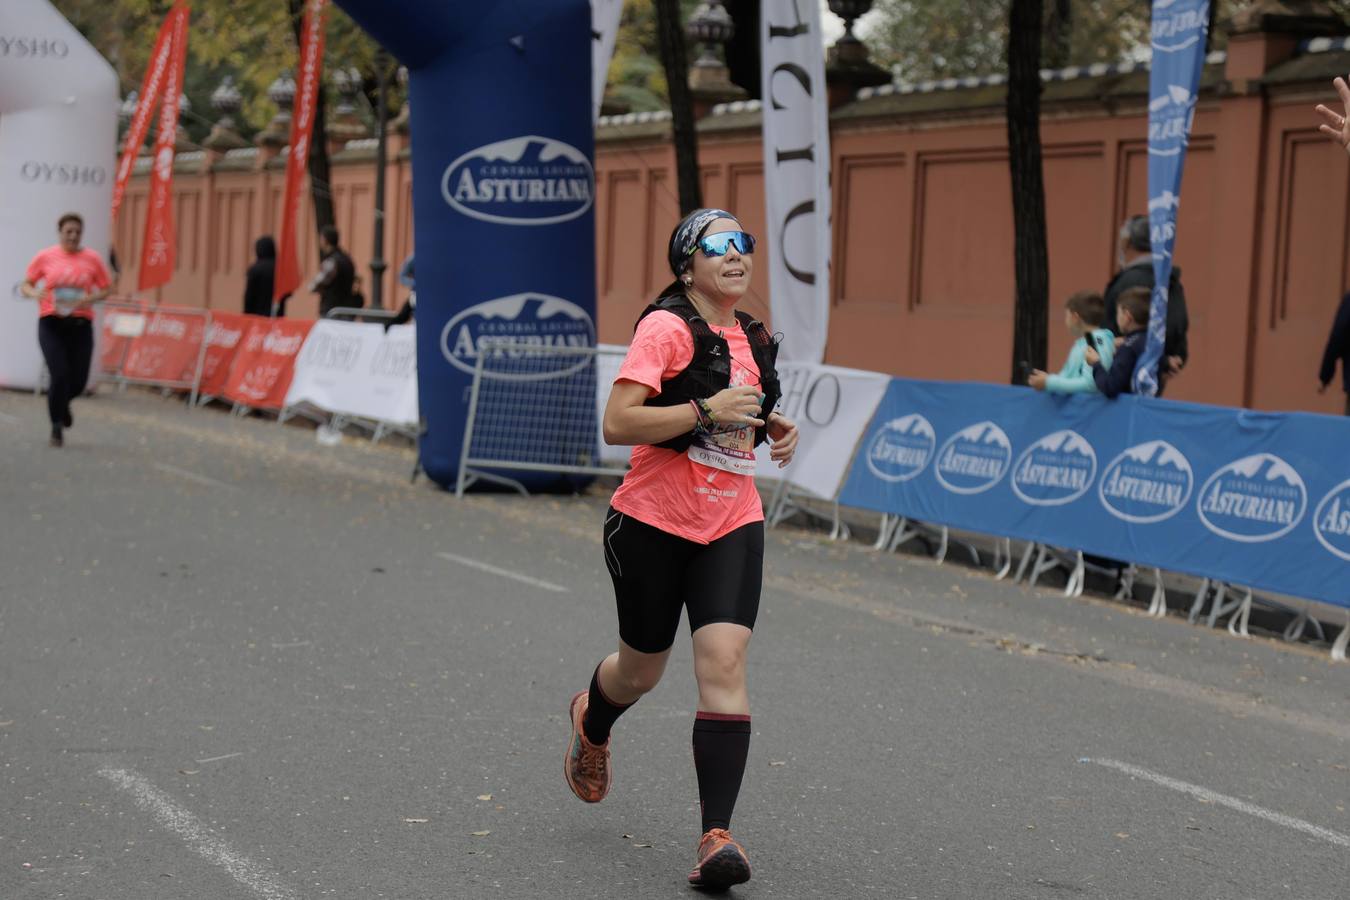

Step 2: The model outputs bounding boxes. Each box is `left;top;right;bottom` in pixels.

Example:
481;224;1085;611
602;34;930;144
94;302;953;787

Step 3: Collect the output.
865;414;935;483
1148;83;1196;156
1313;479;1350;562
1197;453;1307;542
441;136;594;226
439;293;596;380
934;421;1012;495
1011;429;1098;506
1098;439;1193;523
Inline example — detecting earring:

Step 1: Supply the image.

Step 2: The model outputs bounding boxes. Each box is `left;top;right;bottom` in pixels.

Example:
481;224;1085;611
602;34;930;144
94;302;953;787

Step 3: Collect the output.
682;276;692;285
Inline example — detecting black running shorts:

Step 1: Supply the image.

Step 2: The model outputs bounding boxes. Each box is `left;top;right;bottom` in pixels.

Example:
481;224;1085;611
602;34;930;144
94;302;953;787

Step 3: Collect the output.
602;507;764;654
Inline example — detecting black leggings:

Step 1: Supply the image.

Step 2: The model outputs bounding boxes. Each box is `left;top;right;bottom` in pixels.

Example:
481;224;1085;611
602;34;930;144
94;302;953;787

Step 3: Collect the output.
602;507;764;654
37;316;93;427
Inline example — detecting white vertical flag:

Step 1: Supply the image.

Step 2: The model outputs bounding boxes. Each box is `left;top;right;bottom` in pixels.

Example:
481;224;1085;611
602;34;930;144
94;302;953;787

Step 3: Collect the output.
760;0;831;362
591;0;624;122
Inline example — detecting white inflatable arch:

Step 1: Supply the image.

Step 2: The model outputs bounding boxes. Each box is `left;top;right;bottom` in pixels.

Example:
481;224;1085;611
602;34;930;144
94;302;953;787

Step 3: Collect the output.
0;0;117;388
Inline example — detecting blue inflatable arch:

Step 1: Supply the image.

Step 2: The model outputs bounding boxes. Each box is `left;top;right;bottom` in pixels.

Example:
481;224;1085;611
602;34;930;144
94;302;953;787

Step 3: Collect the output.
333;1;596;489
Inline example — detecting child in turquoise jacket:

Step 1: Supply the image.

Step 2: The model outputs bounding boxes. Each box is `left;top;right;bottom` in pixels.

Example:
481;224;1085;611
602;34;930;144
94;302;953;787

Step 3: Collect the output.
1028;290;1116;394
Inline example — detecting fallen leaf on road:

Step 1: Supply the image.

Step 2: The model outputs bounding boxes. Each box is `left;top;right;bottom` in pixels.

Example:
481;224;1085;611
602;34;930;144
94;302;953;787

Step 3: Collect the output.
476;794;492;801
769;760;787;767
403;818;429;824
634;843;654;849
470;830;491;837
1115;833;1130;839
178;769;199;776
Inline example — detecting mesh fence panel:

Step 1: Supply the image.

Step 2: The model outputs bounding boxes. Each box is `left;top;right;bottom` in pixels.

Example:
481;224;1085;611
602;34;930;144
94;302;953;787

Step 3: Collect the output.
458;340;631;493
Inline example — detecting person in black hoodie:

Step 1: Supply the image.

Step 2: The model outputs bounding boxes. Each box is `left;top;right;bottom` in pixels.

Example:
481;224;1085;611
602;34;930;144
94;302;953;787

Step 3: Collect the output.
1103;215;1189;394
1318;292;1350;415
1088;286;1151;398
242;236;288;317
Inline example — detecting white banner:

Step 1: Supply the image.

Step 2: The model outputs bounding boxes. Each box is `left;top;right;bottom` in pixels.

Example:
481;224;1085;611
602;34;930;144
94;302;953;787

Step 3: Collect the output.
760;0;831;363
596;346;889;500
590;0;624;122
753;362;890;499
0;0;119;389
285;320;418;426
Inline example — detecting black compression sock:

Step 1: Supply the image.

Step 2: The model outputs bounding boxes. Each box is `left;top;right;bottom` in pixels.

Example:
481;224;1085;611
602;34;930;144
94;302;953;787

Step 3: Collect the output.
692;712;751;832
583;663;633;745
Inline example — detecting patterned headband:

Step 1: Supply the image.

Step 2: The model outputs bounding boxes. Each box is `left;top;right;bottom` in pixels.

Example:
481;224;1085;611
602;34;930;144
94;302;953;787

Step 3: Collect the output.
668;208;741;277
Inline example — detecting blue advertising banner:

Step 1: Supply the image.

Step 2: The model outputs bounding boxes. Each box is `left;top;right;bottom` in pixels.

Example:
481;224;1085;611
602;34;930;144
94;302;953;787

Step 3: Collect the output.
333;1;597;489
1139;0;1209;395
838;380;1350;608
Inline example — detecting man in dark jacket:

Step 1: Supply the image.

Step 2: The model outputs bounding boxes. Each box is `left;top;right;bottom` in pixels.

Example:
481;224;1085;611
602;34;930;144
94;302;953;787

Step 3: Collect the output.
1103;215;1190;394
308;225;358;318
1319;292;1350;415
242;235;288;317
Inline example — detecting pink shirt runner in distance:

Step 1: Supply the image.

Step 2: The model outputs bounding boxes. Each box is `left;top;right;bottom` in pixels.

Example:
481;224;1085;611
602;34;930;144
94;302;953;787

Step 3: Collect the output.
25;246;111;320
609;309;764;545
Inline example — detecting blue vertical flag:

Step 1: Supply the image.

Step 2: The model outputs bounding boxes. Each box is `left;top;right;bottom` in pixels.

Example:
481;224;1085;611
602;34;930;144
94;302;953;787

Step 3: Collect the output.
1139;0;1210;395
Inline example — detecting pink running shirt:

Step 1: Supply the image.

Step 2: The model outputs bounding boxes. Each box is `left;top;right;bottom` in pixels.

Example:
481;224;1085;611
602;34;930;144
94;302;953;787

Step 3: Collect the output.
24;246;111;320
609;309;764;545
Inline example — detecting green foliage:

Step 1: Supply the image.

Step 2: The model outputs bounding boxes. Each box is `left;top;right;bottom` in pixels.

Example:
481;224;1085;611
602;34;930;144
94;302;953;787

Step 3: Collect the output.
864;0;1350;83
606;0;702;112
50;0;398;143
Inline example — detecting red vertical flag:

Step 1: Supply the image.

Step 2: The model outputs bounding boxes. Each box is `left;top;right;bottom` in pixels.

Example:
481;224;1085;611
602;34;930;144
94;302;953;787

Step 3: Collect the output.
111;3;182;226
137;4;190;291
273;0;329;304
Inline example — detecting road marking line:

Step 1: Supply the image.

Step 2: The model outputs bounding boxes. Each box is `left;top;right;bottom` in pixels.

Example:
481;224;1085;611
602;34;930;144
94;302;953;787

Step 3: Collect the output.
1083;757;1350;849
436;551;569;593
194;752;244;764
152;462;238;491
97;766;296;900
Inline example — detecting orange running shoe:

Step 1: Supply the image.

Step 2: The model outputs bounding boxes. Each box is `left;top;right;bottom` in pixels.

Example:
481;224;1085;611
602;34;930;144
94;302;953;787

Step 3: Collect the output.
563;691;611;803
687;828;751;889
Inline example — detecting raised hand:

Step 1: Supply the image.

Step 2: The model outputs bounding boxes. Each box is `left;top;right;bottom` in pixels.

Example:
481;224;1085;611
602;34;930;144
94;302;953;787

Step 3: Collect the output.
1316;76;1350;156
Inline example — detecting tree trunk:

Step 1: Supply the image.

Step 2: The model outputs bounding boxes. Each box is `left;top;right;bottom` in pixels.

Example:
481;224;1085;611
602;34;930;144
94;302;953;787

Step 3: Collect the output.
655;0;701;214
1044;0;1072;70
1006;0;1049;382
289;0;334;236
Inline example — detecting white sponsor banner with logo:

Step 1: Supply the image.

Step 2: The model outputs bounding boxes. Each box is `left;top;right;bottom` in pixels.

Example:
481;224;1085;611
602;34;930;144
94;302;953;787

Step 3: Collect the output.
0;0;118;389
594;348;888;498
753;362;890;498
760;0;831;363
285;320;418;427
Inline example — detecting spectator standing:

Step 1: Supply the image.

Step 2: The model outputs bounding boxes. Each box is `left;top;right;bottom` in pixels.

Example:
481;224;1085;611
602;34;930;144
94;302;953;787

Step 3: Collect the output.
386;252;415;330
1028;291;1116;395
307;225;358;318
18;213;112;447
1088;286;1151;398
1318;291;1350;416
243;235;288;317
1103;215;1190;393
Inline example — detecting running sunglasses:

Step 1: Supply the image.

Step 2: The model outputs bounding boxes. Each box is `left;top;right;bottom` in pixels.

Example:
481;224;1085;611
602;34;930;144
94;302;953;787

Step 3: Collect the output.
690;231;756;258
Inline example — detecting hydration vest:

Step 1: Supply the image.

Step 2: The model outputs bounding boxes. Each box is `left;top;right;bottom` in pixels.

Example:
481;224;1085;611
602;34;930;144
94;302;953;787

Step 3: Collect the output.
635;294;781;453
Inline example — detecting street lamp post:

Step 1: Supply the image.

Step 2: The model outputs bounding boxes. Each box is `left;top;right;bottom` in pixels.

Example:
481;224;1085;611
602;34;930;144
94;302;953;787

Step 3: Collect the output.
369;51;391;311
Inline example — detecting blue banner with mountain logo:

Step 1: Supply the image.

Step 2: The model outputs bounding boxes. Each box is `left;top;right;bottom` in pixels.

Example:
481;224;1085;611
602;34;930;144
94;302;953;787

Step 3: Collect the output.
839;379;1350;609
333;1;597;489
1138;0;1209;395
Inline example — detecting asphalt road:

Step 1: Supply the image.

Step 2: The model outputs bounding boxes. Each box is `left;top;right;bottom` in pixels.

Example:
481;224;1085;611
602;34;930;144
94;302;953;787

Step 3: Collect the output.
1;387;1348;900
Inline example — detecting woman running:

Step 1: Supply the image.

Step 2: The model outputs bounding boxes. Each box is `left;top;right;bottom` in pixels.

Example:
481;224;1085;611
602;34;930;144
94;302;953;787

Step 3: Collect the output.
19;213;112;447
563;208;798;890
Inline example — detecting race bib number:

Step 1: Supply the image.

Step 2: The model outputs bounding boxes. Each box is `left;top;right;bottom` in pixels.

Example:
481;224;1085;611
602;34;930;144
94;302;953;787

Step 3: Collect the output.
688;423;758;476
52;286;84;316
